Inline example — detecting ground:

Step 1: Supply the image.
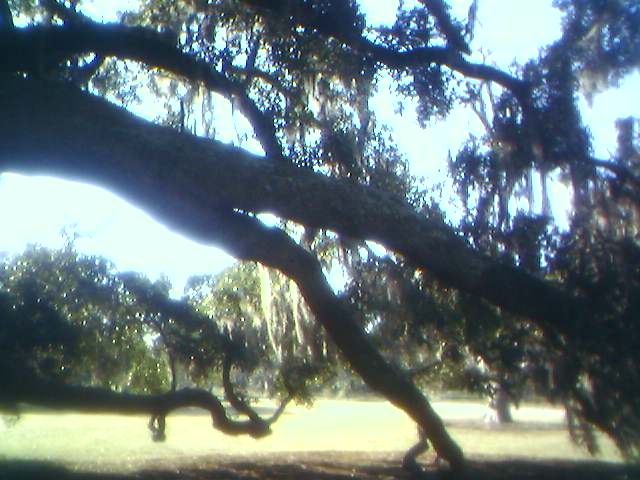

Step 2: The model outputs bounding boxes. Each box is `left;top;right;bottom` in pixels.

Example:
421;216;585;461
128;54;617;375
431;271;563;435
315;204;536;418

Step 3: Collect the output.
1;399;637;479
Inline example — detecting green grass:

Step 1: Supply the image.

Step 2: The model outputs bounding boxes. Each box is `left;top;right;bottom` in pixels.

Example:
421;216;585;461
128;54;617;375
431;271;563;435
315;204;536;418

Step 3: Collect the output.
0;399;621;472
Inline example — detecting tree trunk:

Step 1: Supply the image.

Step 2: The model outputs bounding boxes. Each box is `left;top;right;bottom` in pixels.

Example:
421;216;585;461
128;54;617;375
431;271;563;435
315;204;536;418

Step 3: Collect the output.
493;384;513;424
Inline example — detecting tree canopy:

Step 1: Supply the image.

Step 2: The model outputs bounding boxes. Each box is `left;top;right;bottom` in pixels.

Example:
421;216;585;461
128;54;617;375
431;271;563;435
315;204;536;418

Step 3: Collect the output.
1;0;639;471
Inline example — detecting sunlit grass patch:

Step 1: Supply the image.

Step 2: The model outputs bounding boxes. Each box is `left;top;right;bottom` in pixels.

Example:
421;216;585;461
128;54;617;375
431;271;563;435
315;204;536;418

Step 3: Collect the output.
0;399;621;472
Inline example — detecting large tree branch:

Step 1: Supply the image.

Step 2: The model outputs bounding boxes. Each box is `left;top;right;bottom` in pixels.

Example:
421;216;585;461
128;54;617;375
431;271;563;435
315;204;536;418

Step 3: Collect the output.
0;23;284;162
192;210;466;467
0;76;587;337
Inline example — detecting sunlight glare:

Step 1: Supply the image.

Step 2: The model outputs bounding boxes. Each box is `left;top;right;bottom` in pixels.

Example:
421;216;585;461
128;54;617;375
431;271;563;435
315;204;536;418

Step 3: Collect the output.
0;174;234;293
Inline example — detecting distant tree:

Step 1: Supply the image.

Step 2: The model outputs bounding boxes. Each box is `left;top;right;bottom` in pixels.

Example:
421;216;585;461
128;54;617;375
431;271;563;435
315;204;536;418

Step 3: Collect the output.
1;0;640;470
185;262;334;396
0;244;306;441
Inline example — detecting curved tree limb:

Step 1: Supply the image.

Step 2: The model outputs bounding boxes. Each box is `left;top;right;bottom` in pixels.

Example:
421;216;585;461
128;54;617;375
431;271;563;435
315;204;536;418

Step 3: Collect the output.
2;372;274;439
40;0;86;26
402;426;431;473
592;158;640;193
0;262;294;442
220;356;293;426
222;355;263;424
121;273;294;420
0;22;284;162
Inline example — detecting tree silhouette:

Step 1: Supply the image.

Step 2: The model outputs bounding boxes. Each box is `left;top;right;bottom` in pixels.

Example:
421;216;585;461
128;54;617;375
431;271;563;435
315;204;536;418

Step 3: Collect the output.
1;0;640;470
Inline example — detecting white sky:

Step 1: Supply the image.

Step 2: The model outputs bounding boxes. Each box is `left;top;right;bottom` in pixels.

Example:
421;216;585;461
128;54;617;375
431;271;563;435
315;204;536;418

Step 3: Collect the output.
1;1;638;293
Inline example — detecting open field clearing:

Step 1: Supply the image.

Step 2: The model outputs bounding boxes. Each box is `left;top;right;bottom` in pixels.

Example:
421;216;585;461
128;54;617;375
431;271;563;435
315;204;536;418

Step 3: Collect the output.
0;399;622;474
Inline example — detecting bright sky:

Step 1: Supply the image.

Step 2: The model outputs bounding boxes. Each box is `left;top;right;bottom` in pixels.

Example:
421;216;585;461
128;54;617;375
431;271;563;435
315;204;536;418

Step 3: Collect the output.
1;1;638;293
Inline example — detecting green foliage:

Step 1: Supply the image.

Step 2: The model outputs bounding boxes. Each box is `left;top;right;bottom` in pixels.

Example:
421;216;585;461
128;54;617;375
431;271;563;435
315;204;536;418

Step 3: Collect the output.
0;244;144;389
1;244;236;396
554;0;640;99
443;9;640;456
186;262;334;395
274;359;336;406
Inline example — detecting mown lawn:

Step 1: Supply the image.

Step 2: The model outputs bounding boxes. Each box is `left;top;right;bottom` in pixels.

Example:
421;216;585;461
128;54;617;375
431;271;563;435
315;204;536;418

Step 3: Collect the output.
0;398;621;474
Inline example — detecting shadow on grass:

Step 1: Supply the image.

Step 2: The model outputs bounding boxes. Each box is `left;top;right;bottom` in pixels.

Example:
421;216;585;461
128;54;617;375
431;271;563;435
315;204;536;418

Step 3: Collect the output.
1;458;638;480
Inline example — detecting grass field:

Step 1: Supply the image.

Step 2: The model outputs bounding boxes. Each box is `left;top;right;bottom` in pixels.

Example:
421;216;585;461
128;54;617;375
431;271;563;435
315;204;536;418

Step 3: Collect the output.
0;399;622;473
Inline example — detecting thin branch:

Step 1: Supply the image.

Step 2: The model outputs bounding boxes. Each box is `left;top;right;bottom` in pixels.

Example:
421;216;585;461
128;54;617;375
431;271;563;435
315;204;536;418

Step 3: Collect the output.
4;373;274;439
221;355;295;426
418;0;470;54
266;395;292;424
69;53;105;85
592;157;640;191
365;42;529;100
244;29;261;73
407;360;442;379
226;65;298;102
241;0;528;102
0;0;14;29
402;426;430;473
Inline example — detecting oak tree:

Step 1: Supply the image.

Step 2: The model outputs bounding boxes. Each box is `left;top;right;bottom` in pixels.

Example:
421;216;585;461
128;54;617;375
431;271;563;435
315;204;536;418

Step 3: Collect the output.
1;0;639;469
